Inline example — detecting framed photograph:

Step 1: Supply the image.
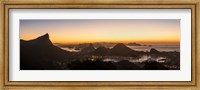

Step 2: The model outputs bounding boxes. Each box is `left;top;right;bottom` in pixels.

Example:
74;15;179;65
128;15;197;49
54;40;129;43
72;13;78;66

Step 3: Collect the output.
1;0;199;90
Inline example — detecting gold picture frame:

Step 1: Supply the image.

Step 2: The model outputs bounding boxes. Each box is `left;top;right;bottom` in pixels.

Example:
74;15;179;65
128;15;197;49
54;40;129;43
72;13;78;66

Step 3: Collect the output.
0;0;199;90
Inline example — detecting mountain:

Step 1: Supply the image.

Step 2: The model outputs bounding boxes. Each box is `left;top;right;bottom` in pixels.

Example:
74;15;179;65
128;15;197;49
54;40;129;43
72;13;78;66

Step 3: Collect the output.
80;43;95;54
20;33;70;70
90;46;110;56
110;43;138;57
149;48;159;54
127;42;142;46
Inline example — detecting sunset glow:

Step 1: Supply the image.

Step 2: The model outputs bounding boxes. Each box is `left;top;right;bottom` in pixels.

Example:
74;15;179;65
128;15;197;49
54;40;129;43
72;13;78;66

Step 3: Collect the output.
20;19;180;45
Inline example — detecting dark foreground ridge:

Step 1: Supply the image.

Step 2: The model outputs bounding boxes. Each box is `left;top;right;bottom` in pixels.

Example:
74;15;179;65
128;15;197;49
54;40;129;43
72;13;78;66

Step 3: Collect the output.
20;33;70;70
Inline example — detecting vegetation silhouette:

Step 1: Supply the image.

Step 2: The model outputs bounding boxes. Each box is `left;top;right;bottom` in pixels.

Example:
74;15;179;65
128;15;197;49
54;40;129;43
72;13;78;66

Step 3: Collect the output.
68;59;116;70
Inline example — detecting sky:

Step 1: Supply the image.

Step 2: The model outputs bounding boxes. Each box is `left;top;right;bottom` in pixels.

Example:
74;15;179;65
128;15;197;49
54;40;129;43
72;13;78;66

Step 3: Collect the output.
20;19;180;45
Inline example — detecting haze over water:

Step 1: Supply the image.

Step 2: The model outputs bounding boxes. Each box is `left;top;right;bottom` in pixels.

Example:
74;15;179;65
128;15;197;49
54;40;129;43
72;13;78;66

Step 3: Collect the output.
61;45;180;52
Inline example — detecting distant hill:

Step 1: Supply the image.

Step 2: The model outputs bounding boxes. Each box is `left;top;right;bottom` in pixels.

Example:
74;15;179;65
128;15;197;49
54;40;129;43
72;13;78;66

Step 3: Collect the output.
127;42;142;46
150;48;160;54
20;33;70;70
110;43;139;57
80;43;95;54
90;46;110;56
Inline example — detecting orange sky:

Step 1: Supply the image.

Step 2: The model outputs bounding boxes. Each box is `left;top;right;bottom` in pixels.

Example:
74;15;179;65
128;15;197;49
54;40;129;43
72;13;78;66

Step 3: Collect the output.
20;19;180;45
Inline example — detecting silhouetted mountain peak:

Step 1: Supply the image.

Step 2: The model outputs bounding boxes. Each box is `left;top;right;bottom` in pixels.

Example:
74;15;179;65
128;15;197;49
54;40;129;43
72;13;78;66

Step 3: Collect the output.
110;43;138;56
91;46;110;56
127;42;142;46
20;33;70;70
112;43;133;51
36;33;49;40
96;46;108;50
150;48;159;53
114;43;126;48
81;43;95;54
32;33;52;45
